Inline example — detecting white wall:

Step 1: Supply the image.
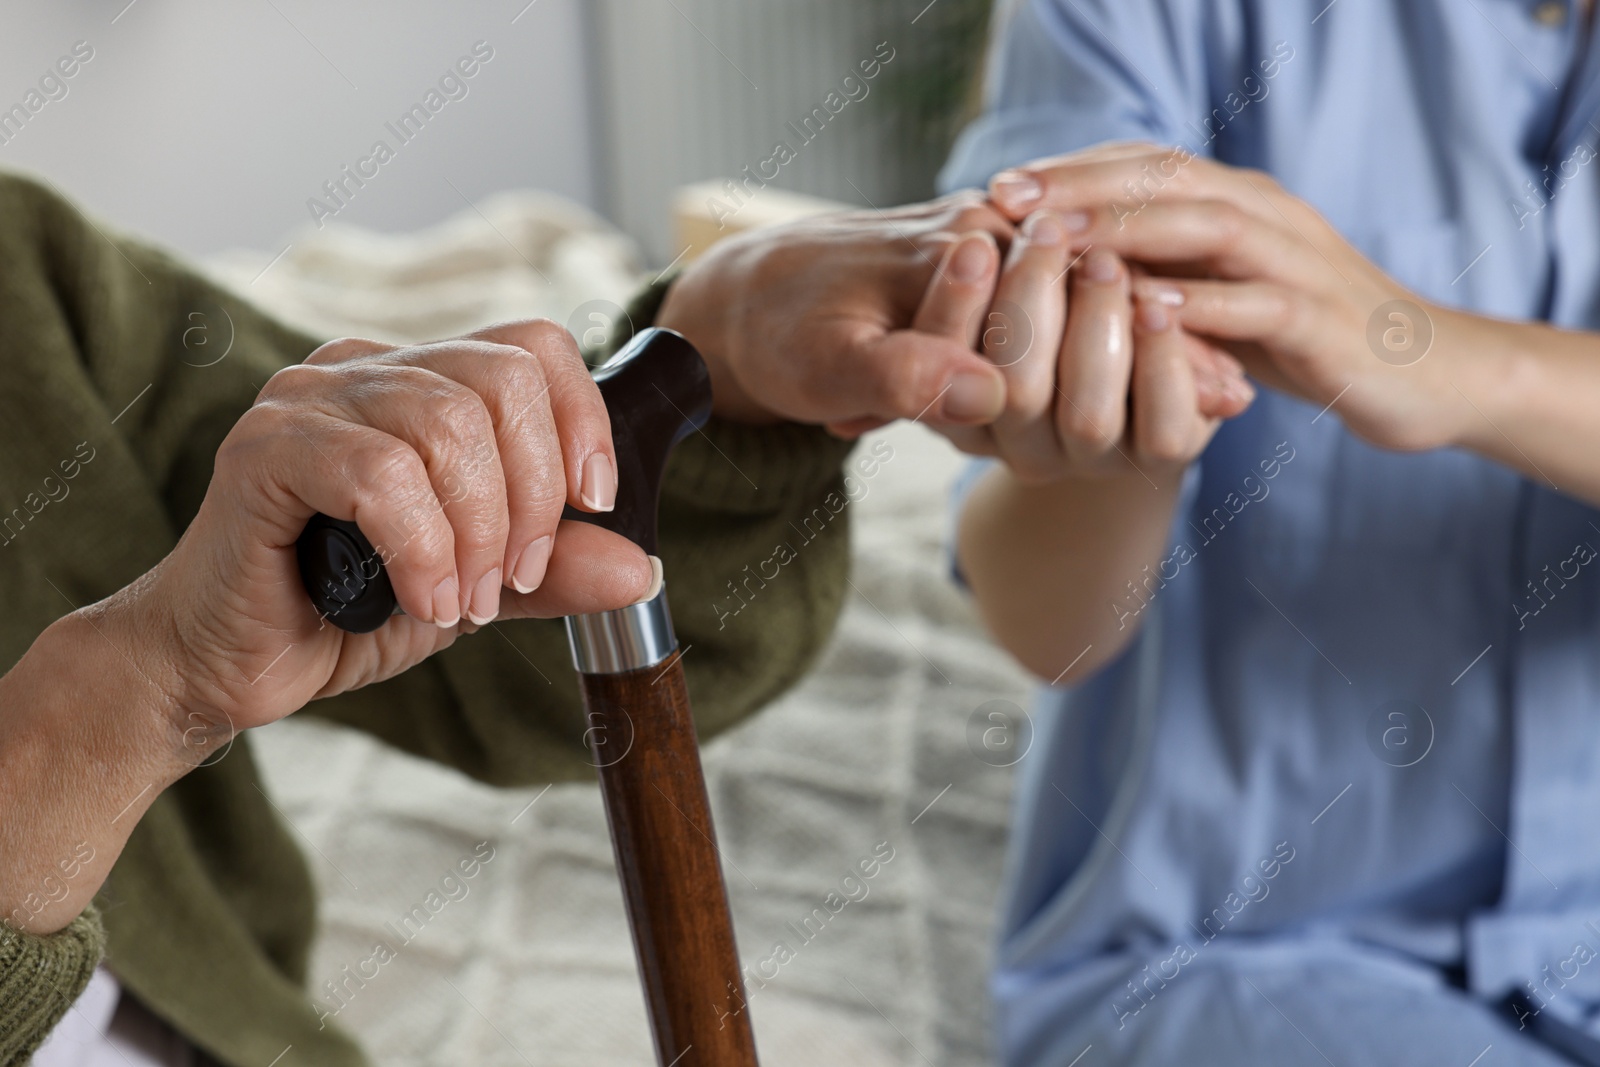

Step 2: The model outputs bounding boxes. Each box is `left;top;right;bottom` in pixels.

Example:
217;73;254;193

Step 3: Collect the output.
594;0;932;264
0;0;601;258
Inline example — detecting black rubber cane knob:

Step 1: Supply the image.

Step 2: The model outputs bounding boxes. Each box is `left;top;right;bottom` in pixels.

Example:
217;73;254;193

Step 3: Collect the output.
295;327;713;633
296;514;396;633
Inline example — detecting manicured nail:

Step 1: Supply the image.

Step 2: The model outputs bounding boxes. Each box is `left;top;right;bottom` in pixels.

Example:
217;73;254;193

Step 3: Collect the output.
511;535;553;594
1084;248;1121;284
433;578;460;629
1022;211;1066;247
581;453;616;512
942;372;1006;422
1061;210;1092;233
991;170;1042;210
633;555;664;605
466;567;501;625
949;233;996;283
1143;283;1185;306
1137;299;1170;332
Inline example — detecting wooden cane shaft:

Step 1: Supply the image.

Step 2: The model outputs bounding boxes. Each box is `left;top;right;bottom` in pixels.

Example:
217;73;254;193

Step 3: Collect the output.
580;659;759;1067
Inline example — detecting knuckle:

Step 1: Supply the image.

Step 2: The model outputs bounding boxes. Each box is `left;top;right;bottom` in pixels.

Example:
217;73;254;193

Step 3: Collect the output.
357;443;429;502
480;349;548;408
1143;424;1191;464
508;318;577;359
259;362;327;402
1266;288;1302;333
421;382;493;443
1209;202;1248;246
214;405;283;474
522;478;568;518
305;336;384;366
877;354;939;414
1060;402;1118;447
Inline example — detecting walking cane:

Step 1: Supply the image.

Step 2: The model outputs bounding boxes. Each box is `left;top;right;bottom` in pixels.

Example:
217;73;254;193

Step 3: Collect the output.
296;328;761;1066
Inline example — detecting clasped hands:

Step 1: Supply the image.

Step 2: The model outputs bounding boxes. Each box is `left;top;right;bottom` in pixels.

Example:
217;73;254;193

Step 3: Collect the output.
675;141;1488;495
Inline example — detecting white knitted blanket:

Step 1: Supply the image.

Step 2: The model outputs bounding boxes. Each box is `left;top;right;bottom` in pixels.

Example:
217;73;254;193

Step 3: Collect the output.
207;193;1033;1067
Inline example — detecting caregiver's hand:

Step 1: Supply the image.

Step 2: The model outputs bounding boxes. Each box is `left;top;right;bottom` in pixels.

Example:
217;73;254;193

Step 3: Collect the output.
656;193;1016;433
983;143;1482;453
915;210;1254;484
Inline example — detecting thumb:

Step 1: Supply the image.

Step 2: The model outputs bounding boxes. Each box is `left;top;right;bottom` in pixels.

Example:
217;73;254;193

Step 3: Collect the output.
498;520;655;619
864;231;1005;425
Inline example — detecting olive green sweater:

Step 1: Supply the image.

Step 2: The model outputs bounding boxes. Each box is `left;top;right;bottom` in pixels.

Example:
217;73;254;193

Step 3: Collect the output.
0;173;854;1066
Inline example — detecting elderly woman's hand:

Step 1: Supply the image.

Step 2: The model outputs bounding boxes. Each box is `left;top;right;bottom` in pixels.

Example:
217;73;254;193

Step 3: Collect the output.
145;319;655;740
657;193;1016;433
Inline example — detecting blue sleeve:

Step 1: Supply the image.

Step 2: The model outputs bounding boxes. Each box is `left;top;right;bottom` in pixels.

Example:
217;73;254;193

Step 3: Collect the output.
948;458;1000;589
939;0;1245;192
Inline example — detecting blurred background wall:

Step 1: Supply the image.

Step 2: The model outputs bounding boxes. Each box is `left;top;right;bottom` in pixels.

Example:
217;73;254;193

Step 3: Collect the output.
1;0;991;265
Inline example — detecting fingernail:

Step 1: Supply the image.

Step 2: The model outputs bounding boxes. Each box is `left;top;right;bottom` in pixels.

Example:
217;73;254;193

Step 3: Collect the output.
1022;212;1065;247
511;535;553;594
1143;283;1185;307
1062;210;1092;233
466;567;501;626
581;453;616;512
991;170;1042;210
1137;299;1170;332
1084;248;1121;284
949;233;996;283
633;555;664;605
433;578;460;629
942;372;1005;422
1228;376;1256;404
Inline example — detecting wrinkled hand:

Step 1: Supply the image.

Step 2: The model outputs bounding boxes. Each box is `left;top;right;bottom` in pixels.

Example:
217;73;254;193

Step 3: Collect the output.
987;142;1477;452
135;320;655;739
657;193;1017;433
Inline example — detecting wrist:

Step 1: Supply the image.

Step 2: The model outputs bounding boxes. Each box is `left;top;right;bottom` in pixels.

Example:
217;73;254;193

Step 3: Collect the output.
657;246;779;425
0;588;208;933
70;575;232;781
1434;307;1526;453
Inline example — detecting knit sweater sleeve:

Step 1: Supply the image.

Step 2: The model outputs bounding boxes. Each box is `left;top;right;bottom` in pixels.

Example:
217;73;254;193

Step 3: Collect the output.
0;906;105;1067
0;166;855;791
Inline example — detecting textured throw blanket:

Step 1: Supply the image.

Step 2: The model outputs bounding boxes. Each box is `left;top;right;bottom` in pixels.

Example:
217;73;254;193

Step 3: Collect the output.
208;191;1033;1067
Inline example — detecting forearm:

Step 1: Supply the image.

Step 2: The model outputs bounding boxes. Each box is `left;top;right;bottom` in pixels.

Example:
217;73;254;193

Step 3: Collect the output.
1449;311;1600;506
0;586;198;934
957;463;1185;683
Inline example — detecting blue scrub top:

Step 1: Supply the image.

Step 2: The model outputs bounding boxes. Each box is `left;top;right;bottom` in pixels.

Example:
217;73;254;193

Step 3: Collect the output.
941;0;1600;1059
